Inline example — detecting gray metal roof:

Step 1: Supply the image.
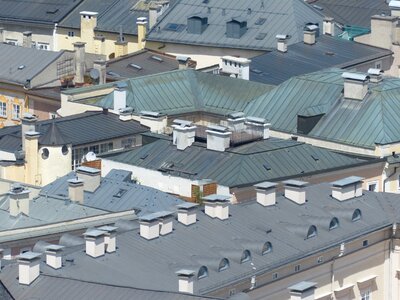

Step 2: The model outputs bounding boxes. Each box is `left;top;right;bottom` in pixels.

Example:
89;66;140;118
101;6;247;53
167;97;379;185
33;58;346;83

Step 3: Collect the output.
147;0;324;51
249;35;392;85
103;137;373;188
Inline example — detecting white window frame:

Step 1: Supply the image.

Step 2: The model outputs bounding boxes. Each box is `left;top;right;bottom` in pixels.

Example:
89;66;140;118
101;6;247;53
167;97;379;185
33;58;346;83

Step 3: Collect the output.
0;102;6;117
5;39;18;45
36;42;50;50
367;181;378;192
12;104;20;120
361;288;371;300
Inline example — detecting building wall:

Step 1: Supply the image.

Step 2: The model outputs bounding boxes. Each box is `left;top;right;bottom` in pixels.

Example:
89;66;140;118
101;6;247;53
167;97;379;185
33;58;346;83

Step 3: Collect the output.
0;89;26;127
38;144;72;186
0;23;54;49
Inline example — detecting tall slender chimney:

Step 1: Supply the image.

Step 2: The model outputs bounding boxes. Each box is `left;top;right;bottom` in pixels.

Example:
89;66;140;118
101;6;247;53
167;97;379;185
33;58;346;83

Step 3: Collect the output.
21;113;37;151
22;31;32;48
73;42;86;84
93;59;107;85
137;17;147;50
113;81;128;112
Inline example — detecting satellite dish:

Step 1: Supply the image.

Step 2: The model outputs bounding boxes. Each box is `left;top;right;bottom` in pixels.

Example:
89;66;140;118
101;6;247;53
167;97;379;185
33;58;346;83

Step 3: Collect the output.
85;151;97;162
89;69;100;80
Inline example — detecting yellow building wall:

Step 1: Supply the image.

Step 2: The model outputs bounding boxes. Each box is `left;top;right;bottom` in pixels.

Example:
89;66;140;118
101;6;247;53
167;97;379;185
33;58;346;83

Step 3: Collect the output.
0;164;25;183
0;93;25;127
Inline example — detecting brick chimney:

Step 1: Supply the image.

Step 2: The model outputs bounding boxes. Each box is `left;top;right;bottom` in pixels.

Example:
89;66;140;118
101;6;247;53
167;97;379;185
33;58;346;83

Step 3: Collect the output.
176;269;195;294
76;166;101;192
203;194;230;220
276;34;290;53
172;119;196;150
331;176;363;201
18;252;41;285
45;245;64;269
83;229;106;258
22;31;32;48
342;72;369;100
206;125;232;152
283;180;308;205
97;226;118;253
68;177;84;203
254;182;277;206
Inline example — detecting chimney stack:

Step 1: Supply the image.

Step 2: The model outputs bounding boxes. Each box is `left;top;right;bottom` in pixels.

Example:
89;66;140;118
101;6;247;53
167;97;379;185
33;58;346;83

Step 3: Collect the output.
0;28;4;43
390;1;400;17
342;72;370;100
139;213;161;240
137;17;147;50
203;194;230;220
176;55;192;70
158;212;174;235
172;119;196;150
68;178;84;204
139;111;167;133
9;184;30;217
245;116;270;139
113;81;128;112
177;202;199;226
323;17;335;36
331;176;364;201
93;59;107;85
73;42;86;85
227;112;246;131
283;180;308;205
289;282;317;300
76;166;101;192
97;226;118;253
21;113;37;151
83;229;106;258
176;269;195;294
254;182;277;206
303;28;316;45
149;5;161;29
276;34;290;53
206;125;232;152
18;252;41;285
45;245;64;269
220;56;251;80
22;31;32;48
368;68;383;83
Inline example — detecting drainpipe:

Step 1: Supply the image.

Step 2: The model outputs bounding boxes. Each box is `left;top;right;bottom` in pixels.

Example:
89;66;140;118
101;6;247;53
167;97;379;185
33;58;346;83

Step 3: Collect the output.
389;223;397;300
330;242;345;294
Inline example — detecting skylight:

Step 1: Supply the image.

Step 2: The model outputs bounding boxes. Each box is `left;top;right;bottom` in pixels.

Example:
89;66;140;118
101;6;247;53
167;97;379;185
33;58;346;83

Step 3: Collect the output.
255;18;267;25
151;55;163;62
164;23;186;32
113;189;127;198
255;33;267;40
129;63;142;70
263;163;271;171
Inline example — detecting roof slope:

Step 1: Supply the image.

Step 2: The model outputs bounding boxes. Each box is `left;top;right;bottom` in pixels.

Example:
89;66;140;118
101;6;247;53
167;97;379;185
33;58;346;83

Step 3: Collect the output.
147;0;324;51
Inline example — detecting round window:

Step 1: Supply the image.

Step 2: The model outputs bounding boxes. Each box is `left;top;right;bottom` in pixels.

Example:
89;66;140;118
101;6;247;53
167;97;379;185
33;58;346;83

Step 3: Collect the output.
41;148;49;159
61;145;69;155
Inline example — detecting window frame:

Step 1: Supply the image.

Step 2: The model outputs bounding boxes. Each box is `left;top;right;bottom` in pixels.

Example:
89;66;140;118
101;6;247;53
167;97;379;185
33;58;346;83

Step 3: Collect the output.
0;102;6;117
12;103;20;120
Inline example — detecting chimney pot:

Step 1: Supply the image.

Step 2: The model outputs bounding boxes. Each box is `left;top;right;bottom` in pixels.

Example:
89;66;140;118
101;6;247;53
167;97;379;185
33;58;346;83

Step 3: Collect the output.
203;194;230;220
83;229;106;258
283;180;308;205
254;182;277;206
177;202;199;226
331;176;364;201
18;252;41;285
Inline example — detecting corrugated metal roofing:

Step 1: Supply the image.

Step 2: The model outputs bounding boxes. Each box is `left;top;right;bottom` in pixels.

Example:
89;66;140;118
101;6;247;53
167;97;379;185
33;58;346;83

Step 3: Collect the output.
147;0;324;51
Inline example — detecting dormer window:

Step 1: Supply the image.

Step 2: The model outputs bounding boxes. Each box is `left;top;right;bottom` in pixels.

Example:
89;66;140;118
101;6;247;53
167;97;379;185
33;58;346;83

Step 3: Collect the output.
187;15;208;34
262;242;272;255
197;266;208;279
218;258;230;272
226;18;247;39
307;225;317;239
329;217;339;230
240;250;251;263
352;209;362;222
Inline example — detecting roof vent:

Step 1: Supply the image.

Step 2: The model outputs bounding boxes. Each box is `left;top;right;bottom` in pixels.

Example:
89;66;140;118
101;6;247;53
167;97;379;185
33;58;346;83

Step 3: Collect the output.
331;176;364;201
18;252;41;285
276;34;290;53
283;180;308;205
206;125;232;152
342;72;369;100
83;229;106;258
45;245;64;269
177;202;199;226
368;68;383;83
203;194;230;220
254;182;277;206
172;119;196;150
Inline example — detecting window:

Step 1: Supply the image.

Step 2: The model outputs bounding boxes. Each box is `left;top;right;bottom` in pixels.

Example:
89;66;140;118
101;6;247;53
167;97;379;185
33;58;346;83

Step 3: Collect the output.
6;39;17;45
352;209;362;222
240;250;251;263
368;182;377;192
317;256;324;264
41;148;49;159
361;289;371;300
307;225;317;239
218;258;230;272
89;145;99;154
100;142;113;153
122;137;136;149
329;217;339;230
62;145;69;155
262;242;272;255
363;240;369;247
12;104;20;119
68;31;75;37
198;266;208;279
36;42;49;50
272;272;278;280
294;264;301;272
0;102;6;117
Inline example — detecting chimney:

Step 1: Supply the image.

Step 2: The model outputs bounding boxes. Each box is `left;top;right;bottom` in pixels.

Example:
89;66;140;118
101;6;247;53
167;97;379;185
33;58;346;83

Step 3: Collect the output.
176;269;195;294
45;245;64;269
0;28;4;43
139;111;167;134
303;29;316;45
203;194;230;220
22;31;32;48
159;212;174;235
149;5;162;29
390;0;400;17
245;116;270;139
288;281;317;300
93;59;107;85
137;17;147;50
177;202;199;226
18;252;41;285
176;55;191;70
139;213;161;240
113;81;128;112
76;166;101;192
283;180;308;205
80;11;97;50
342;72;369;100
254;182;277;206
220;56;251;80
276;34;290;53
323;17;335;36
73;42;86;85
21;113;37;151
172;119;196;150
83;229;106;258
331;176;364;201
24;131;40;186
115;27;128;58
227;112;246;131
97;226;118;253
368;68;383;83
206;125;232;152
9;184;30;217
68;177;84;204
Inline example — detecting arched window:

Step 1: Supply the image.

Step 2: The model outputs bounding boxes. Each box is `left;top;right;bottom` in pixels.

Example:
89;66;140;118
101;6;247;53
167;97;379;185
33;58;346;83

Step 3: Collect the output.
307;225;317;239
241;250;251;263
61;145;69;155
218;258;230;272
197;266;208;279
262;242;272;255
41;148;49;159
329;217;339;230
352;209;362;222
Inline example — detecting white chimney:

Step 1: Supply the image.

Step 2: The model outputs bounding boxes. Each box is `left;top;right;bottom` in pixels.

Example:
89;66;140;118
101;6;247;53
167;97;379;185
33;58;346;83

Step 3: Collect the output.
159;212;174;236
45;245;64;269
172;119;196;150
21;113;37;151
149;5;161;29
342;72;369;100
227;112;246;131
93;59;107;85
113;81;128;111
288;281;317;300
73;42;86;84
176;55;192;70
254;182;277;206
139;213;161;240
9;184;30;217
97;226;118;253
368;68;383;83
0;27;4;43
176;269;195;294
68;178;84;203
177;202;199;226
76;166;101;192
245;116;270;139
220;56;251;80
206;125;232;152
22;31;32;48
323;17;335;36
276;34;290;53
83;229;106;258
331;176;364;201
283;180;308;205
303;29;316;45
203;194;230;220
18;252;41;285
390;0;400;17
139;111;168;133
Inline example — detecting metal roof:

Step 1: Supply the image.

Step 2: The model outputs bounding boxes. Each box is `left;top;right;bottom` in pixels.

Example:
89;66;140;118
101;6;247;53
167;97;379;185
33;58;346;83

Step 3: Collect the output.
249;35;392;85
147;0;324;51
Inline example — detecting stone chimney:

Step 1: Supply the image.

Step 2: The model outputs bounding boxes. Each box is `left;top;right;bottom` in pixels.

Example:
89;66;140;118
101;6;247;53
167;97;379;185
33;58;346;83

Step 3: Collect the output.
45;245;64;269
98;226;118;253
342;72;369;100
177;202;199;226
203;194;230;220
83;229;106;258
21;113;37;151
323;17;335;36
80;11;98;51
93;59;106;85
113;81;128;112
331;176;363;201
254;182;277;206
139;111;167;134
137;17;147;50
9;184;30;217
22;31;32;48
283;180;308;205
76;166;101;192
139;213;161;240
176;269;195;294
276;34;290;53
288;281;317;300
245;116;270;139
176;55;192;70
206;125;232;152
390;0;400;17
73;42;86;84
220;56;251;80
368;68;383;83
172;119;196;150
68;177;84;203
18;252;41;285
303;28;316;45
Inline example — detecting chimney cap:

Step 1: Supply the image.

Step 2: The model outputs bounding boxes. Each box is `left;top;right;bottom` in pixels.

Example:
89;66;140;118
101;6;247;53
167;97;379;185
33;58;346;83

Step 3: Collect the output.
67;178;84;185
288;281;317;293
389;1;400;9
114;81;128;89
23;31;32;36
45;244;65;252
254;181;277;190
331;176;364;188
206;124;229;133
22;113;36;121
177;202;199;210
202;194;230;203
304;24;318;32
137;17;148;24
76;166;100;175
176;269;196;277
140;110;164;118
276;34;290;40
97;225;118;233
176;55;191;63
80;11;98;16
18;251;41;261
342;72;369;82
368;68;383;76
283;180;308;188
324;16;334;21
73;41;86;47
228;111;245;119
83;229;107;238
139;211;174;222
173;119;193;127
246;116;268;124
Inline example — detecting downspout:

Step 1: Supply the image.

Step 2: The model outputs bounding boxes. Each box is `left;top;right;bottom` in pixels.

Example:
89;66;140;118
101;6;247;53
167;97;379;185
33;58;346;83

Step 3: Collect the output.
389;223;397;300
331;242;345;295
